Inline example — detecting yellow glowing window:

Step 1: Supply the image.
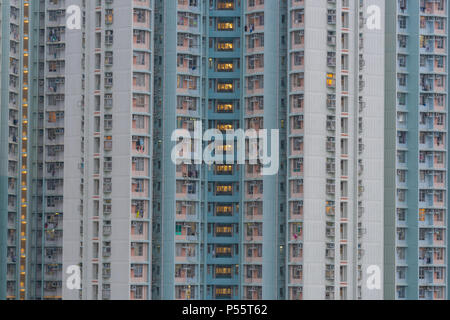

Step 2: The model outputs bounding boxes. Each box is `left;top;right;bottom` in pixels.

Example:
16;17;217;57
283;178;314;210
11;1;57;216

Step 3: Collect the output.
217;104;233;112
217;63;233;71
215;267;232;275
216;165;233;172
217;145;233;152
217;1;234;9
326;73;335;87
217;206;233;213
217;22;234;30
216;288;232;295
217;185;232;193
216;246;231;254
106;10;114;24
419;209;426;221
217;83;233;91
217;124;233;131
216;226;233;233
48;112;56;123
217;42;233;51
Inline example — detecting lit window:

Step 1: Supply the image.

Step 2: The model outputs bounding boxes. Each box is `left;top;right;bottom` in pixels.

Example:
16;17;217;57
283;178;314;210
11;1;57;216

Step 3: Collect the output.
217;22;234;30
217;63;234;71
217;42;233;51
217;83;233;92
217;104;233;112
217;124;233;131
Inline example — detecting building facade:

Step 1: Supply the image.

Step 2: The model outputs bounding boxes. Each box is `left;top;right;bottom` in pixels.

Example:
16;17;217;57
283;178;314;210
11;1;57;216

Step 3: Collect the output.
385;0;449;300
62;0;154;300
150;0;385;300
0;0;47;300
1;0;69;301
287;0;384;300
0;0;386;300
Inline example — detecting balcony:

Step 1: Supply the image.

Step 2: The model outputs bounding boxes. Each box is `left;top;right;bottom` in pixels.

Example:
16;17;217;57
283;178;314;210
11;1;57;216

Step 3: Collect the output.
132;178;149;198
133;30;151;50
175;223;199;242
176;266;197;285
245;204;263;221
291;10;304;29
133;8;151;29
131;244;149;263
132;137;149;155
177;13;200;33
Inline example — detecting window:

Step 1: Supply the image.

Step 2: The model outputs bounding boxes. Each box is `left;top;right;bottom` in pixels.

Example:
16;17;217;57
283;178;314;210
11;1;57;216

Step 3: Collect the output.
398;131;407;144
397;170;406;183
397;189;406;202
397;228;406;241
134;73;146;87
133;179;145;193
217;21;234;30
217;62;234;72
397;247;406;260
105;30;114;45
105;9;114;25
217;41;233;51
397;151;406;164
217;82;234;92
132;243;144;257
132;264;144;278
132;221;144;235
133;115;145;129
134;30;146;44
397;73;407;86
133;157;145;172
436;152;444;164
134;9;146;23
134;52;146;66
215;287;232;297
397;208;406;222
216;184;233;195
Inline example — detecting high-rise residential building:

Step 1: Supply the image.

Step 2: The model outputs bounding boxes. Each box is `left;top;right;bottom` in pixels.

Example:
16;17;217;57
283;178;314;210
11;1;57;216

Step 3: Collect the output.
1;0;67;300
0;0;29;300
152;0;287;301
283;0;384;300
150;0;385;300
62;0;154;300
0;0;385;301
385;0;449;300
30;0;66;300
0;0;51;300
